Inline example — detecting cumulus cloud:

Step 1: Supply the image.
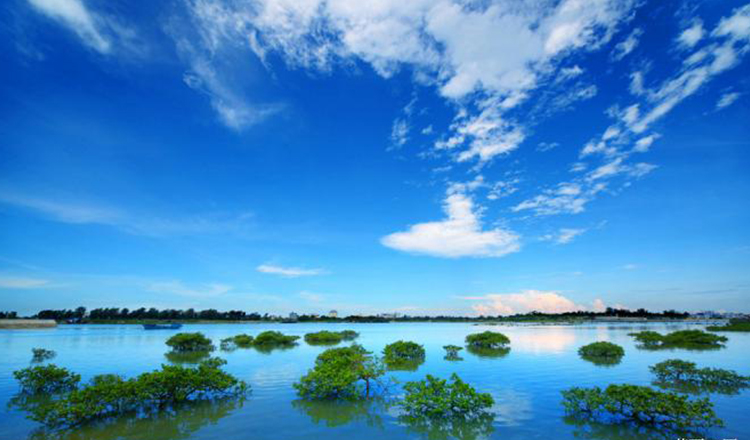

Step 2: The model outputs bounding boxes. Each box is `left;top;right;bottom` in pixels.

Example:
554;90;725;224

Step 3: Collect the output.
460;290;606;316
677;20;705;49
381;189;520;258
256;264;325;277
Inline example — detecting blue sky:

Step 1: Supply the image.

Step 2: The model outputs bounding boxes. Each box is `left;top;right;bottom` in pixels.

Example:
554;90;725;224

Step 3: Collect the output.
1;0;749;316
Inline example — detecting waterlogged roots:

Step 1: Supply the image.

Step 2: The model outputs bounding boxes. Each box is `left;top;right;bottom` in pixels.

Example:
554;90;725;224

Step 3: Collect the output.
561;384;723;431
383;341;426;371
31;348;56;363
13;358;248;428
578;342;625;367
220;334;254;351
466;345;510;359
628;330;727;350
443;345;463;361
650;359;750;395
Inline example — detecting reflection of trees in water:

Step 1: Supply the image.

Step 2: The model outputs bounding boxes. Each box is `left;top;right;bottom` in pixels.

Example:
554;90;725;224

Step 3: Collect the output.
252;344;298;355
579;354;622;367
399;413;495;440
385;358;425;372
164;350;211;364
562;415;699;440
25;397;245;440
652;379;746;396
291;398;387;429
466;346;510;359
635;343;723;352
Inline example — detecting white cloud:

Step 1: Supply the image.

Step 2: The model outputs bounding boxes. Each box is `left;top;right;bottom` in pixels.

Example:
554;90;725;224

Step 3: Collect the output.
27;0;111;53
390;118;410;149
558;65;584;81
633;134;659;153
147;281;232;297
256;264;325;277
677;20;704;49
0;276;50;289
460;289;605;316
381;191;520;258
513;182;605;215
716;91;740;109
612;27;642;60
542;228;586;244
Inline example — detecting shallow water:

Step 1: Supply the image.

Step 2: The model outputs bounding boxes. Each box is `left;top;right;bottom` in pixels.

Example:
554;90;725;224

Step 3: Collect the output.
1;322;748;440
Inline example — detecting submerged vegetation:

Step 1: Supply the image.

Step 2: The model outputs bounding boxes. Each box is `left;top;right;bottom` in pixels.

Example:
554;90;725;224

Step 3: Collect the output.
383;341;426;371
165;332;215;352
13;358;247;428
706;319;750;332
14;365;81;393
304;331;345;345
253;331;300;347
628;329;727;350
561;384;723;431
578;342;625;366
465;331;510;349
650;359;750;395
220;334;255;350
400;374;494;419
294;345;387;400
31;348;56;363
443;345;463;361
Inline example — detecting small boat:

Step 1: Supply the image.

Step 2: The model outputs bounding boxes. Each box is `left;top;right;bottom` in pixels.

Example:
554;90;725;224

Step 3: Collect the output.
142;323;183;330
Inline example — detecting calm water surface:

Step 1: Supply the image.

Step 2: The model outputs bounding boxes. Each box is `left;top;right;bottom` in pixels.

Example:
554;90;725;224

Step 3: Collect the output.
1;322;748;440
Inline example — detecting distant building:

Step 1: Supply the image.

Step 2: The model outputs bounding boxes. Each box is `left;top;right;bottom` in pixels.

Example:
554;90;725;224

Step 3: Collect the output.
288;312;299;321
328;310;338;318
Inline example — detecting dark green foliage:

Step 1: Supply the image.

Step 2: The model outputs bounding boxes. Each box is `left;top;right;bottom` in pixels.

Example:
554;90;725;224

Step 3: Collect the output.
26;358;247;427
165;332;215;352
650;359;750;395
706;319;750;332
304;331;344;345
465;331;510;349
338;330;359;340
443;345;463;361
31;348;56;362
400;373;494;419
294;345;387;400
253;330;300;346
220;334;254;350
561;384;723;430
629;329;727;350
14;365;81;393
578;342;624;366
383;341;426;371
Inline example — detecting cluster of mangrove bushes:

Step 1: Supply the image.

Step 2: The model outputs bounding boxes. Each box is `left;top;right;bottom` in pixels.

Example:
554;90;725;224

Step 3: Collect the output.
383;341;426;371
650;359;750;394
11;359;247;427
706;319;750;332
303;330;359;345
629;329;727;350
294;345;387;399
578;341;625;366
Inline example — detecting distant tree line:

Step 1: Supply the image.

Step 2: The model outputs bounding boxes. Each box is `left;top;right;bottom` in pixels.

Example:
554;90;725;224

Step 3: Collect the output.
3;306;691;323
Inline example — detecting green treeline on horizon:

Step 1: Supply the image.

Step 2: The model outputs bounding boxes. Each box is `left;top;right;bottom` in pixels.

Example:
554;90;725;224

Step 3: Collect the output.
0;306;694;322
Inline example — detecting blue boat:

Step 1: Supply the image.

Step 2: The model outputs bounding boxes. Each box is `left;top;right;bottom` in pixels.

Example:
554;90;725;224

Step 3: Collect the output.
142;323;182;330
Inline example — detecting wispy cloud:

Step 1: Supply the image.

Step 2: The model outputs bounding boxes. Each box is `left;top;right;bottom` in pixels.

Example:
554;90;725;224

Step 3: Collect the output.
541;228;587;245
716;91;740;109
0;275;50;289
147;281;232;298
256;264;325;278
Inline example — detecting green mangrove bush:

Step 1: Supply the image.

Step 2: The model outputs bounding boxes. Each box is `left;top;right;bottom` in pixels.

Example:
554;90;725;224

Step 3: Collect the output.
338;330;359;340
382;341;426;371
578;342;624;365
31;348;56;363
400;373;494;419
628;329;727;349
253;331;300;346
220;334;254;350
706;319;750;332
14;365;81;393
26;358;247;427
650;359;750;394
465;331;510;349
561;384;723;430
165;332;215;352
304;331;344;345
294;344;387;399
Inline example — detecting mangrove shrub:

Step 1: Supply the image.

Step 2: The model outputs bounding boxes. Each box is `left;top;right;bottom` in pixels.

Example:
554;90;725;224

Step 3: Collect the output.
650;359;750;394
561;384;723;430
400;373;494;419
443;345;463;361
253;331;300;346
578;342;624;366
26;358;247;427
14;365;80;393
165;332;215;352
220;334;254;350
629;330;727;349
706;319;750;332
465;331;510;349
304;331;344;345
383;341;425;371
294;345;386;400
31;348;56;363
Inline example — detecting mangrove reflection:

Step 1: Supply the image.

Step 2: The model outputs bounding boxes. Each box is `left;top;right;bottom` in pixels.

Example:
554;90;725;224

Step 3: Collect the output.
466;346;510;359
385;358;425;372
563;415;696;440
163;350;211;365
399;413;495;440
25;397;245;440
579;354;622;367
292;398;386;429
